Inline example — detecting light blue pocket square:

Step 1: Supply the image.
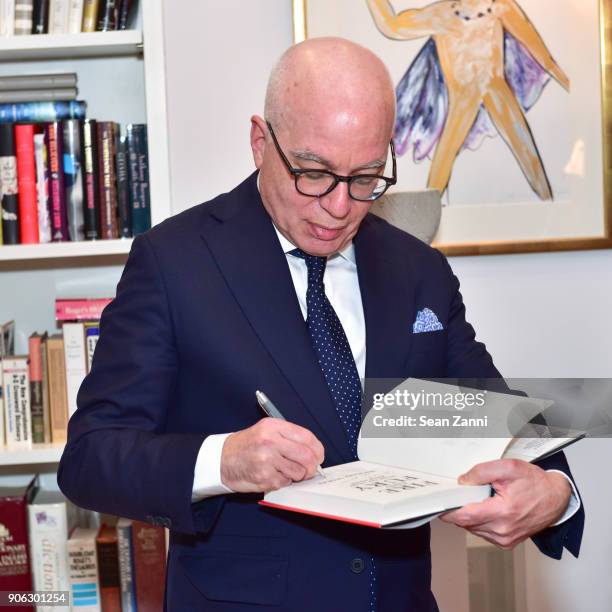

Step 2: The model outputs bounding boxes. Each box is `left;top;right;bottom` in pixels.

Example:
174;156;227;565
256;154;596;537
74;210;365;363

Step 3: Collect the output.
413;308;444;333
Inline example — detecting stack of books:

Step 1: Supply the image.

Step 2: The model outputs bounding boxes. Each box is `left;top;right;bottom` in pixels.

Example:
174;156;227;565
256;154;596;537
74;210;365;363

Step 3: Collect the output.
0;77;150;245
0;297;111;449
1;476;166;612
0;0;137;35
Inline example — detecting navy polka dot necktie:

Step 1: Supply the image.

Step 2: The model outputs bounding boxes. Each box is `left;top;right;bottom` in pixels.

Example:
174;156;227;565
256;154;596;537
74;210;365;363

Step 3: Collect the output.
290;248;377;612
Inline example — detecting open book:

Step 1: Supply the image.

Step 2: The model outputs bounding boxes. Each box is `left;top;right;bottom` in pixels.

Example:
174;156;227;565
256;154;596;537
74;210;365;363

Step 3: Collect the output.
260;380;584;529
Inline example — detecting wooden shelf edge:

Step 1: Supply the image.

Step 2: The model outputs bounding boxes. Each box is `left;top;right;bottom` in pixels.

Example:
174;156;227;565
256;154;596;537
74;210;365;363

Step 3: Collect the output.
0;444;65;466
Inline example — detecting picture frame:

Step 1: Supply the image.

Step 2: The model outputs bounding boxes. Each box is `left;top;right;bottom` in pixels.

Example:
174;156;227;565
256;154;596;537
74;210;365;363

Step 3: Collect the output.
292;0;612;255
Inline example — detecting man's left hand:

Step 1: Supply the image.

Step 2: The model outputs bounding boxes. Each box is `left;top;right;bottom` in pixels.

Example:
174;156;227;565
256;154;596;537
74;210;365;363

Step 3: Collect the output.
439;459;571;550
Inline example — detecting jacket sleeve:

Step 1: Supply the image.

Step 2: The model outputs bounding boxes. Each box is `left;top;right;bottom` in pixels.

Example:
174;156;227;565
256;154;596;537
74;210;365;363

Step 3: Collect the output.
57;234;224;535
438;251;584;558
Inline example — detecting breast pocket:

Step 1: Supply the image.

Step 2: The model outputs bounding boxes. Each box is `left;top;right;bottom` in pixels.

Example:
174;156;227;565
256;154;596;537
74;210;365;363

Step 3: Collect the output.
406;330;448;377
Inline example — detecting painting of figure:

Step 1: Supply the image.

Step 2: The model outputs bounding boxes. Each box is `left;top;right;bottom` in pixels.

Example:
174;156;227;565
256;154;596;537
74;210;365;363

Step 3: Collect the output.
366;0;570;201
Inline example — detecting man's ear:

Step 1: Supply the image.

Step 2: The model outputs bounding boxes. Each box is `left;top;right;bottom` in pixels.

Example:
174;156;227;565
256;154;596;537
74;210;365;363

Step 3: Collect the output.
250;115;268;168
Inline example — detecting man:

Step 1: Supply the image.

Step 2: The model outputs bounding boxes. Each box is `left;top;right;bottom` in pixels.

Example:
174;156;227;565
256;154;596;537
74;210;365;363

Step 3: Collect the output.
58;38;583;611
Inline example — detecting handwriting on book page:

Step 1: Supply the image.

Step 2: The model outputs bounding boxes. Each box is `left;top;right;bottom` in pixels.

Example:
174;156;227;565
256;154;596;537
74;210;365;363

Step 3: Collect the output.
318;469;440;496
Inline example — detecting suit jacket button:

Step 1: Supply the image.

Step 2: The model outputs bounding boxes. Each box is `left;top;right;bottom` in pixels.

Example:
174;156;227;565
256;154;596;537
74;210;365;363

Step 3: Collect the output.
350;558;365;574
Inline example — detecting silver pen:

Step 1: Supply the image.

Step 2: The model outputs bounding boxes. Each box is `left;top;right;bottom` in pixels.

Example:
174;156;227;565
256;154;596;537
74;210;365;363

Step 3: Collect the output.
255;390;326;480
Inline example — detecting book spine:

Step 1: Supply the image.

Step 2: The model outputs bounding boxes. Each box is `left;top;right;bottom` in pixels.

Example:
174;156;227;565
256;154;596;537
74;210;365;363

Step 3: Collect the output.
116;522;136;612
0;100;87;124
115;134;131;237
34;132;52;243
27;500;70;606
40;335;52;443
67;0;83;32
84;323;99;372
132;521;166;611
82;119;100;239
97;0;117;31
0;0;16;36
32;0;49;33
127;124;150;235
46;337;68;444
0;88;78;103
28;335;45;444
68;531;101;612
15;124;39;244
97;121;118;239
0;73;77;90
0;124;19;244
55;297;112;321
62;322;86;417
117;0;130;30
2;356;32;450
14;0;34;35
63;119;85;241
0;486;35;604
97;526;121;612
48;0;69;33
0;360;5;444
45;122;69;241
80;0;98;31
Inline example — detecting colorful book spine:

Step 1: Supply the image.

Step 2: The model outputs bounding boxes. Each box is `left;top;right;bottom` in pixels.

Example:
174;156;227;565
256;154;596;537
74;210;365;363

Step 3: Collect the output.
28;333;45;444
118;0;131;30
0;73;77;90
0;479;36;609
34;132;51;243
67;0;83;33
32;0;49;33
115;134;131;237
63;119;85;241
133;521;166;612
15;0;34;34
55;297;112;322
116;518;136;612
68;527;101;612
45;334;68;444
45;122;69;241
97;0;117;31
84;322;99;372
48;0;69;33
2;356;32;449
0;0;16;36
27;489;71;611
39;334;52;443
97;524;121;612
97;121;118;239
81;0;98;32
82;119;100;239
15;124;39;244
126;124;151;235
0;124;19;244
0;88;78;103
62;322;86;417
0;100;86;124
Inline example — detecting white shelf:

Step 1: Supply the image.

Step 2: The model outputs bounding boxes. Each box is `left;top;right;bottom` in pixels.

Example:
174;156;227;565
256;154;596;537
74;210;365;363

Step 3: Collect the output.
0;239;132;262
0;31;143;62
0;444;64;466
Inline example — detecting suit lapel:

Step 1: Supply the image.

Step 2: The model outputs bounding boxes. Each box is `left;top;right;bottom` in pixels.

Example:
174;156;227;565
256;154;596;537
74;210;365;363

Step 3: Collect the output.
200;173;353;463
355;215;417;381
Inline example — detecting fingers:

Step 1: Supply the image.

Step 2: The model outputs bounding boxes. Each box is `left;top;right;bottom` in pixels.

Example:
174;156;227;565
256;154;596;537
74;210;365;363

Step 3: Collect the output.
459;458;529;486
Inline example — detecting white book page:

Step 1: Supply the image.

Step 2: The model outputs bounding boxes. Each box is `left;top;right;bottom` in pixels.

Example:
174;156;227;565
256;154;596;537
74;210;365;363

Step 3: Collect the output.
503;436;575;461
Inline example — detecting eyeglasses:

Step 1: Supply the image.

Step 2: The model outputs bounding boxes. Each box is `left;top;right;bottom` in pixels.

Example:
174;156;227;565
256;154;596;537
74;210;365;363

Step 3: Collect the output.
266;121;397;202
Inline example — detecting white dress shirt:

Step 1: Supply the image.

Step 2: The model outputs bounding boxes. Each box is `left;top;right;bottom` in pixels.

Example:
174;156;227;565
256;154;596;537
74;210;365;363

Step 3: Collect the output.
190;223;579;527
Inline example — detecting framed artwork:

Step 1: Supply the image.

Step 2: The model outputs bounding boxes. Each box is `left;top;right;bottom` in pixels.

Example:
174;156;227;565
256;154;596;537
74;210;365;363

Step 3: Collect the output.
292;0;612;255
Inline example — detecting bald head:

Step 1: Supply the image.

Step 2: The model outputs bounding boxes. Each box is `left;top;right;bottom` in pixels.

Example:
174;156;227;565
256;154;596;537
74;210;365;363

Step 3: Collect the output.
264;37;395;138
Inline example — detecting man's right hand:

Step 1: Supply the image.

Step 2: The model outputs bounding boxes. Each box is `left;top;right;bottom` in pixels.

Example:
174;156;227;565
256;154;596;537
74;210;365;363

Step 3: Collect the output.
220;418;325;493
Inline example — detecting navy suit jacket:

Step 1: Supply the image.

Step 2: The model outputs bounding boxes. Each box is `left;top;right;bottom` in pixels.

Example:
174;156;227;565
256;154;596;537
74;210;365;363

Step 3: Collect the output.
58;172;583;611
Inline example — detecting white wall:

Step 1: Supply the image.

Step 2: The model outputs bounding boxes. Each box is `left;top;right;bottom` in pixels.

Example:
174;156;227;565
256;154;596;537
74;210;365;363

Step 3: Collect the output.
161;2;611;611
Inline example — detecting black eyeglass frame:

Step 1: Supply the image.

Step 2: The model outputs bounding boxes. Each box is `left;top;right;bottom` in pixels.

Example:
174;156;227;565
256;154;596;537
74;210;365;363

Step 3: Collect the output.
266;121;397;202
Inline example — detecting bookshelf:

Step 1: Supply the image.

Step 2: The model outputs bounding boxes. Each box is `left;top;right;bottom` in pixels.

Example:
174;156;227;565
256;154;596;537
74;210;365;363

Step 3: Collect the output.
0;1;171;470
